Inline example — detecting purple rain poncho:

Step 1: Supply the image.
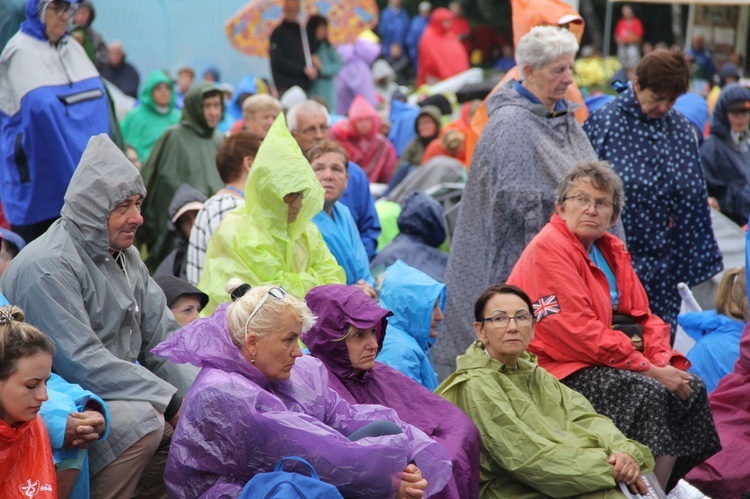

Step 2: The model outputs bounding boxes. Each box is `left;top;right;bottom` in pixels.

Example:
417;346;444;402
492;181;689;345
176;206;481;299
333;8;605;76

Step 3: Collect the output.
152;303;452;498
303;285;481;499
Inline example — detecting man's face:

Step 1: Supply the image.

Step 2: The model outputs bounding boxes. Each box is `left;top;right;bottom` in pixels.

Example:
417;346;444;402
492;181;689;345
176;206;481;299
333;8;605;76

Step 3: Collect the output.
108;43;124;66
177;72;193;94
292;111;330;152
203;94;223;130
284;0;300;20
107;195;143;253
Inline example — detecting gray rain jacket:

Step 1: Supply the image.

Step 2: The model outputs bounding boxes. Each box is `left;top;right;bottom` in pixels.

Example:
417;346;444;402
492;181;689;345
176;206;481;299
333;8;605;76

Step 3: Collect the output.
0;134;197;474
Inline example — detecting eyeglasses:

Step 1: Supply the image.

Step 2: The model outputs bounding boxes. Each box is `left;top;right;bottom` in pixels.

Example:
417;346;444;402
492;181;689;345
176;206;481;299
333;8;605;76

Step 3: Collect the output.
481;313;533;329
241;287;288;337
44;0;77;17
563;195;614;213
299;124;330;137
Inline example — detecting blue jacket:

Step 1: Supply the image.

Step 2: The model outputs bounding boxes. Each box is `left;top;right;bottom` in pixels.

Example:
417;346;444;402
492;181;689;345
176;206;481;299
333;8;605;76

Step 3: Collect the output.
583;86;723;329
217;74;258;132
371;191;447;282
388;99;419;157
378;6;411;57
700;83;750;226
313;201;375;286
41;374;111;499
679;310;745;392
377;260;446;390
339;161;381;259
406;15;429;66
0;0;110;225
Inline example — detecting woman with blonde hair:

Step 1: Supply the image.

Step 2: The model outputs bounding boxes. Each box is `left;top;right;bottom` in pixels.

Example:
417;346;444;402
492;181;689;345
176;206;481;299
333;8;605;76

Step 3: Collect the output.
0;305;57;497
679;267;748;392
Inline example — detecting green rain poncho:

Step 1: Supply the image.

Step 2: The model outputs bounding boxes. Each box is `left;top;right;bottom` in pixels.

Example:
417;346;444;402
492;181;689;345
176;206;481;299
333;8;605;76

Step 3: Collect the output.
198;114;345;313
139;82;225;270
435;342;654;499
121;70;181;162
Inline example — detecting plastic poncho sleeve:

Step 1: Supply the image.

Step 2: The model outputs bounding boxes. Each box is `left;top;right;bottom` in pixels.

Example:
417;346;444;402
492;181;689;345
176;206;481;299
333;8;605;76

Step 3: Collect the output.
201;221;345;309
445;373;646;497
18;268;177;412
173;378;450;497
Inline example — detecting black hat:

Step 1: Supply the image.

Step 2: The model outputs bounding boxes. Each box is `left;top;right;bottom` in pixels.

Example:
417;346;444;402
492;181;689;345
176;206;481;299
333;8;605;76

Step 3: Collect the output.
154;275;209;310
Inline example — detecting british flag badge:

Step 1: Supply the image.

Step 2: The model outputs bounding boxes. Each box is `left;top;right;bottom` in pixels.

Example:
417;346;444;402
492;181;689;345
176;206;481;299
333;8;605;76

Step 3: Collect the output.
532;294;560;322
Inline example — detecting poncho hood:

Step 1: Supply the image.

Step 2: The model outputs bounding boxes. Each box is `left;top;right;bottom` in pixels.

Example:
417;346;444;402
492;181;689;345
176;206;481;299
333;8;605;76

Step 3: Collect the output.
372;59;396;83
227;74;258;120
510;0;584;47
456;340;539;374
380;260;446;352
21;0;81;41
415;105;442;135
152;302;273;390
243;114;325;241
303;284;393;380
338;38;380;66
487;80;578;121
181;81;223;138
428;8;453;34
139;70;176;113
397;191;446;248
61;134;146;257
167;183;207;233
709;83;750;140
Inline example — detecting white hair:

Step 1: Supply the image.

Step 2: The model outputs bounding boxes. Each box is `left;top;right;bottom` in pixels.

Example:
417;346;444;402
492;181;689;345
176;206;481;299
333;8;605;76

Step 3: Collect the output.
516;26;579;79
286;100;329;132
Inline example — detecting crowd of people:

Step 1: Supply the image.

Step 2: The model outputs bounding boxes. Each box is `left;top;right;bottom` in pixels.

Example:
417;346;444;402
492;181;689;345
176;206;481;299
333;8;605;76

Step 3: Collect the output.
1;0;750;498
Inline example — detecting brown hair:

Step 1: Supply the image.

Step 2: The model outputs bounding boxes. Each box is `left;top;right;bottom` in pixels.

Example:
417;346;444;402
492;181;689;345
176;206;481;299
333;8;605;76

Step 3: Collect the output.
303;139;349;166
635;49;690;100
0;305;56;381
215;132;262;184
715;268;748;321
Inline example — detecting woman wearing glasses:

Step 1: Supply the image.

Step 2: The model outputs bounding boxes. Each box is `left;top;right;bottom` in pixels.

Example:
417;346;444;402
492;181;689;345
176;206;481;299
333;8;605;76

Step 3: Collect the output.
507;161;719;492
436;284;654;498
154;283;451;498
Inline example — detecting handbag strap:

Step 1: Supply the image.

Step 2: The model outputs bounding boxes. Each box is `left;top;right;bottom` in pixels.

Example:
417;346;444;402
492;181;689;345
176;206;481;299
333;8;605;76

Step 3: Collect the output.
274;456;320;480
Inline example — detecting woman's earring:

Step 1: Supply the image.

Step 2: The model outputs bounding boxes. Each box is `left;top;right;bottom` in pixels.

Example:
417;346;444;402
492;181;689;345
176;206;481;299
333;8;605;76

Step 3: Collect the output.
251;353;256;364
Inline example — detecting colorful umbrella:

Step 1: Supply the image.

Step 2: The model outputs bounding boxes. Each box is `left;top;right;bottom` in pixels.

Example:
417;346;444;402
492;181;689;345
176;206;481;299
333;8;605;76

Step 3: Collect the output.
226;0;379;58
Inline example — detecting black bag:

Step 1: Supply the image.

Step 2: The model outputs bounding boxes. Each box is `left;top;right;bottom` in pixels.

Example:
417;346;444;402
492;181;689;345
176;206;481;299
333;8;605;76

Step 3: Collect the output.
612;313;644;352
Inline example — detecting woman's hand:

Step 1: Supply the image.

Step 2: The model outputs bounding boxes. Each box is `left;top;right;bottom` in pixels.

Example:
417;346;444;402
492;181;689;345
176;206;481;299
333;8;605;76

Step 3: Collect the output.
354;280;378;300
398;464;428;499
644;365;693;400
608;452;646;494
63;411;106;448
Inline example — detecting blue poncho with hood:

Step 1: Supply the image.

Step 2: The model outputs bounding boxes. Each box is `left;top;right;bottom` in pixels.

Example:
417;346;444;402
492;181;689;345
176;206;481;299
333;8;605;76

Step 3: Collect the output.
700;83;750;226
0;0;110;226
377;260;446;390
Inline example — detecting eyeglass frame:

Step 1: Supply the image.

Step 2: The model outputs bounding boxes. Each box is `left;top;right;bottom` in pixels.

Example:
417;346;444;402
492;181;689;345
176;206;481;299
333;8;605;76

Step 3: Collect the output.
563;194;615;213
298;124;331;137
42;0;77;17
240;286;288;339
480;313;534;329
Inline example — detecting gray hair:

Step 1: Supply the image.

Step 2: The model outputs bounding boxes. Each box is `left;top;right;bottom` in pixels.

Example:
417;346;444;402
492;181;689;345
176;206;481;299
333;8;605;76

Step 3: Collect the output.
242;94;281;118
516;26;579;79
227;284;317;345
286;100;329;132
555;160;625;220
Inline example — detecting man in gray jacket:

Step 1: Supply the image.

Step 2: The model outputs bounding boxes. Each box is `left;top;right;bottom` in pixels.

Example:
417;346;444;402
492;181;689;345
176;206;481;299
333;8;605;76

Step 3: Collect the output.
1;134;196;499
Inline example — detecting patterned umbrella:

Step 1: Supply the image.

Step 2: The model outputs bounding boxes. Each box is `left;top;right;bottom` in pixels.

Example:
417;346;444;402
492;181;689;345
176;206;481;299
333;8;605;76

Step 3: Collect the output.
226;0;379;57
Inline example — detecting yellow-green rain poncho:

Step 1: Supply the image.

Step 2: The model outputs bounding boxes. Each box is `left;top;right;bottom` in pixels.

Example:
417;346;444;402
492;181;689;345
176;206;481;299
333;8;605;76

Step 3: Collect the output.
198;114;345;313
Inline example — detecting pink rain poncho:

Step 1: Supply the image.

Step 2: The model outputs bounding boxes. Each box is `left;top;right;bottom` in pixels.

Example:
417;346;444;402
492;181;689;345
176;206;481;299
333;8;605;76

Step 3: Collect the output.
303;284;481;499
153;303;452;498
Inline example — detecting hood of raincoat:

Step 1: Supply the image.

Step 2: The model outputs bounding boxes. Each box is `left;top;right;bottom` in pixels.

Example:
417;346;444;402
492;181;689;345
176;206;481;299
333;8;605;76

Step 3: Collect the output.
21;0;81;41
303;284;393;379
372;59;396;83
427;8;453;34
511;0;584;46
380;260;446;352
456;340;538;372
397;191;446;248
674;92;708;138
153;303;274;390
338;38;380;67
181;81;224;138
709;83;750;140
243;114;325;241
414;105;442;135
167;183;207;233
60;134;146;257
227;75;258;120
337;95;382;140
139;70;177;113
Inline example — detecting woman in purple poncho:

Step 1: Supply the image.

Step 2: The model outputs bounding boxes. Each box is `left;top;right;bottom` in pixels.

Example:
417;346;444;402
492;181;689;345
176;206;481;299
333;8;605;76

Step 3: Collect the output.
303;284;481;499
153;284;452;498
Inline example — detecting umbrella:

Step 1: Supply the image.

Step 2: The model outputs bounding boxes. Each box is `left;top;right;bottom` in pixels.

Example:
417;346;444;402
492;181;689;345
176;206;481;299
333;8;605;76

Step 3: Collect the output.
225;0;379;58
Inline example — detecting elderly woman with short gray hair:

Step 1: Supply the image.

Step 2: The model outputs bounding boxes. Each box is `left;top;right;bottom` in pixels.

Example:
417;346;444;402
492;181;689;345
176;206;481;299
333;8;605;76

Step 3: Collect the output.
508;161;720;492
442;26;604;377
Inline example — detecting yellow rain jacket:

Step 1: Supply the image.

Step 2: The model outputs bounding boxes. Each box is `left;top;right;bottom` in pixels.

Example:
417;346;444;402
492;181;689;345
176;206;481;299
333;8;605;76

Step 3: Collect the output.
198;115;345;312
